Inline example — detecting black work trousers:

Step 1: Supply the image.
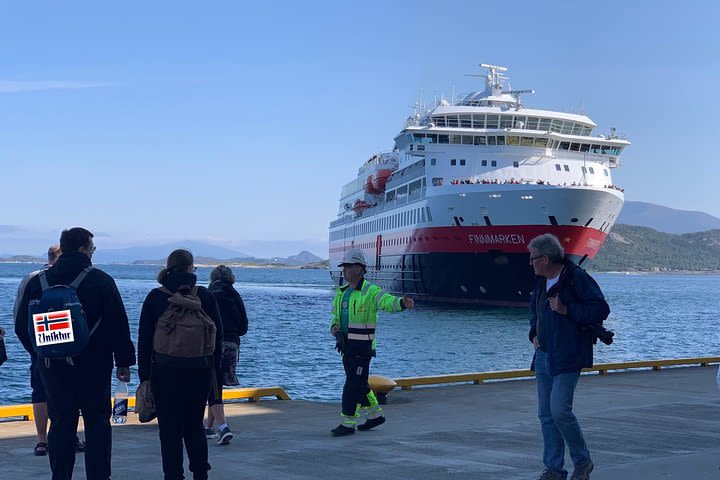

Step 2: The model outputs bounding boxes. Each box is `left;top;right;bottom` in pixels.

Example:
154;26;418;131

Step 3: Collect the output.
152;366;211;480
38;361;112;480
341;354;373;416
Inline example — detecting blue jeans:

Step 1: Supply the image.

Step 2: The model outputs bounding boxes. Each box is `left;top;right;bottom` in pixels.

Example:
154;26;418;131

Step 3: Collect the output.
535;349;591;475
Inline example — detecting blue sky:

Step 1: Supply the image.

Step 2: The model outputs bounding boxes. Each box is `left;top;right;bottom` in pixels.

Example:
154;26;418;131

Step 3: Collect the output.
1;1;718;257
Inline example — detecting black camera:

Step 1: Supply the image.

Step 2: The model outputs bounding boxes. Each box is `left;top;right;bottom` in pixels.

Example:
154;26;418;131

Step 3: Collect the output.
589;324;615;345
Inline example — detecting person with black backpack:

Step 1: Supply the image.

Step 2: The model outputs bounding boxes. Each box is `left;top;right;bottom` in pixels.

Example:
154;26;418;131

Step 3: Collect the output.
137;249;223;480
203;264;248;445
14;227;136;480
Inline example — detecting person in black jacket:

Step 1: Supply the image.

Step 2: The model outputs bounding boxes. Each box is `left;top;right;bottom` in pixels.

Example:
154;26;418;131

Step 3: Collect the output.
203;265;248;444
137;249;223;480
14;227;136;480
528;234;609;480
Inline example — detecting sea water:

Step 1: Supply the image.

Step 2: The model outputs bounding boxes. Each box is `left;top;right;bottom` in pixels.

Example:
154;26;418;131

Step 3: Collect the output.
0;263;718;404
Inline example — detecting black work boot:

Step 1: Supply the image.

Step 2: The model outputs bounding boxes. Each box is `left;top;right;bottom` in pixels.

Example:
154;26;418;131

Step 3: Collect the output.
357;415;386;431
330;425;355;437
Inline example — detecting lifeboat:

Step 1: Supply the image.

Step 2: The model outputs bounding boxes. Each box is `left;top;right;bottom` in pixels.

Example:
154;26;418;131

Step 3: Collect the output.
371;169;393;193
352;199;371;213
364;174;382;195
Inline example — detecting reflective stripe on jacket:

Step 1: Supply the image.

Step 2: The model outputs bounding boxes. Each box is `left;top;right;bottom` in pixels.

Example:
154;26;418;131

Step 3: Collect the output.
330;278;403;353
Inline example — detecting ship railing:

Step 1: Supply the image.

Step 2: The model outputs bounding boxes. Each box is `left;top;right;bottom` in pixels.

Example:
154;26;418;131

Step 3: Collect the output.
329;188;428;228
358;153;398;175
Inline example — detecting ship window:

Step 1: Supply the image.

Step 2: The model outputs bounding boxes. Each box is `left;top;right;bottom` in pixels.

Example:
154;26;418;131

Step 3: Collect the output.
421;208;426;222
538;118;552;131
520;136;534;146
561;122;573;135
583;126;593;135
550;119;563;133
446;115;459;127
460;115;471;128
462;135;473;145
438;135;449;144
559;142;570;151
451;159;457;166
427;207;433;221
409;179;422;194
507;136;519;146
500;115;513;128
579;143;590;152
450;135;462;144
526;117;539;129
513;116;527;128
431;158;436;165
564;165;570;172
486;115;499;128
496;136;505;145
482;160;487;166
397;185;408;197
434;116;446;127
386;190;396;202
604;169;608;176
535;137;549;148
474;135;487;145
513;161;519;168
472;114;485;128
589;167;595;174
487;136;497;145
590;144;601;153
555;164;561;171
572;124;584;135
581;166;587;174
427;134;437;143
491;160;497;167
569;143;580;151
460;159;466;166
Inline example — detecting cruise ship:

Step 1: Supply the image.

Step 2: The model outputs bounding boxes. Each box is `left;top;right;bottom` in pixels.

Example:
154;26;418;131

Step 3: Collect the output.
328;64;629;306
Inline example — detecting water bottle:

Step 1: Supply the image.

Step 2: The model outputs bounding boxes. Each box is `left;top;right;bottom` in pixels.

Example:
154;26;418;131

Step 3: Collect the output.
113;381;128;424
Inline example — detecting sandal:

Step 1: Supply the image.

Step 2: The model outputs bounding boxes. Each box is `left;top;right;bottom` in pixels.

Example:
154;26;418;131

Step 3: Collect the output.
75;438;86;453
34;442;48;456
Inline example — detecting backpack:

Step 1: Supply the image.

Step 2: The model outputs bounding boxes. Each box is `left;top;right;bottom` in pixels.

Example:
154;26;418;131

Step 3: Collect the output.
153;286;216;366
27;267;100;361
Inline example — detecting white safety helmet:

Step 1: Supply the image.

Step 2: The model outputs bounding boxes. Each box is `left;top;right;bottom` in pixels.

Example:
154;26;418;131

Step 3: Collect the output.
338;249;367;268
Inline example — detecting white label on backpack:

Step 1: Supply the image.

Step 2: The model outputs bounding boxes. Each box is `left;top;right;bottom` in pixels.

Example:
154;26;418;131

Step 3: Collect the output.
33;310;75;346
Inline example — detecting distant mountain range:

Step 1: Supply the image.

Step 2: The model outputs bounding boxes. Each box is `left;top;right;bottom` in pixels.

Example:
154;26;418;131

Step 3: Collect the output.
591;224;720;272
618;201;720;234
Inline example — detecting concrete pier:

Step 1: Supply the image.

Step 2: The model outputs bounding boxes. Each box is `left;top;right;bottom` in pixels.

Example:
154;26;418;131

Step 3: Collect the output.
0;365;718;479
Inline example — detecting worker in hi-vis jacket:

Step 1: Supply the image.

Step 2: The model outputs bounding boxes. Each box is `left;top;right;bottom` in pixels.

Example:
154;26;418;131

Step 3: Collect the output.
329;249;414;437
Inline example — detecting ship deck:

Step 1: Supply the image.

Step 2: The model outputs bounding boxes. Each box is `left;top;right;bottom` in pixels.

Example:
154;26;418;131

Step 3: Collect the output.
0;365;717;479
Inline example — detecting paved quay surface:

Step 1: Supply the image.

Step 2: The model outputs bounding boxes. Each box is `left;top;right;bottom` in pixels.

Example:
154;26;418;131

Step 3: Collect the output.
0;366;718;479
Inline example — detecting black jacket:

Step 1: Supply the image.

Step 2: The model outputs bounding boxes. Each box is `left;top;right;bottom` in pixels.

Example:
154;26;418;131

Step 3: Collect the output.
529;259;610;375
137;271;223;383
208;280;248;342
14;251;136;373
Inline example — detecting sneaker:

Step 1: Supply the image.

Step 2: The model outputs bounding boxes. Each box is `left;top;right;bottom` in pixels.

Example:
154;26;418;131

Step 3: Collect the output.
357;415;385;431
205;427;218;439
570;461;594;480
537;468;567;480
217;426;234;445
330;425;355;437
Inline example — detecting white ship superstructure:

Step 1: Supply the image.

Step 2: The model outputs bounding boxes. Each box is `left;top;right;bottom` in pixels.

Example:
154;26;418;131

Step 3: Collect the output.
329;64;629;305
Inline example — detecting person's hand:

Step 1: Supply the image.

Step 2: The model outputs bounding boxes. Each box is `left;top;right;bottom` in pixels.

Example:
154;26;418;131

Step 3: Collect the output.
116;367;130;382
548;295;567;315
330;325;340;337
532;336;539;350
401;296;414;309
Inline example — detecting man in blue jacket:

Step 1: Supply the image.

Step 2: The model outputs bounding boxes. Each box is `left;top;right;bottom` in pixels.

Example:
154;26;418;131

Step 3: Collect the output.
527;234;609;480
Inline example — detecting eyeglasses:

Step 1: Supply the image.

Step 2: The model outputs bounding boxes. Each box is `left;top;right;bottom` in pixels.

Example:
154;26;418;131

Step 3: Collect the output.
529;255;545;264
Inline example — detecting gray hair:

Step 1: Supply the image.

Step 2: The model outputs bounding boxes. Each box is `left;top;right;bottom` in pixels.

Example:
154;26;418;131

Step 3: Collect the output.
528;234;565;263
210;264;235;284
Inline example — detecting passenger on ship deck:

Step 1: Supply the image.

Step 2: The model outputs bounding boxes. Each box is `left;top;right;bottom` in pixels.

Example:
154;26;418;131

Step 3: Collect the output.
329;249;414;437
527;233;609;480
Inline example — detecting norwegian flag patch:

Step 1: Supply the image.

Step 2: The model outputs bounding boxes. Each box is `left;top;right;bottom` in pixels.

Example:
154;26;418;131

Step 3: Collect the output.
33;310;75;346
